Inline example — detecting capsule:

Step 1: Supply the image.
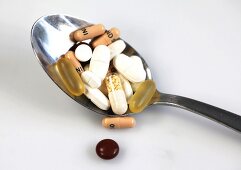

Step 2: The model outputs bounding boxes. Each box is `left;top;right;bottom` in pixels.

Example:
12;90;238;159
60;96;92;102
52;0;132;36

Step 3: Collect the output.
55;57;85;96
89;45;110;80
128;80;156;113
113;54;146;83
105;73;128;115
71;24;105;42
102;117;136;129
91;28;120;48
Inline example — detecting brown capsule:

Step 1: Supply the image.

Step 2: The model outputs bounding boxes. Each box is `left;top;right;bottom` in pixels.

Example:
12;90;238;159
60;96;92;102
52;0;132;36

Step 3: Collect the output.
72;24;105;42
102;117;136;129
65;51;84;74
91;28;120;48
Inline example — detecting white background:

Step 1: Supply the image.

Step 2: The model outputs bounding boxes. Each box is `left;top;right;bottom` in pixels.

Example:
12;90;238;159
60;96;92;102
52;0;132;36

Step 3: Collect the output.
0;0;241;169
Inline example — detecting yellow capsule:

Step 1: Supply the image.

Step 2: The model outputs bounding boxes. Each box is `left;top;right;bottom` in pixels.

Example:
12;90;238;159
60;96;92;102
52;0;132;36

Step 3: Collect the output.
128;80;156;113
102;117;136;129
55;57;85;96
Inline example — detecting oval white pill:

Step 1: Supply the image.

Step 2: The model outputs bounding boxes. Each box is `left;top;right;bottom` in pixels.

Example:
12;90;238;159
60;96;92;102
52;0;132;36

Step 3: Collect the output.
89;45;110;80
105;73;128;115
113;54;146;83
130;55;143;67
108;40;126;60
81;71;101;88
84;85;110;110
108;90;128;114
118;74;133;100
75;44;92;62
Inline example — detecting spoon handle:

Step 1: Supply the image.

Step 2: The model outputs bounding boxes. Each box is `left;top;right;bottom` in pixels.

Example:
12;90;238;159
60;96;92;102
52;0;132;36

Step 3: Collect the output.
152;92;241;132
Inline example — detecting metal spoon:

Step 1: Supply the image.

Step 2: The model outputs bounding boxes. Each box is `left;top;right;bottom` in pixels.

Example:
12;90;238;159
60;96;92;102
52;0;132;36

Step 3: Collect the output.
31;14;241;132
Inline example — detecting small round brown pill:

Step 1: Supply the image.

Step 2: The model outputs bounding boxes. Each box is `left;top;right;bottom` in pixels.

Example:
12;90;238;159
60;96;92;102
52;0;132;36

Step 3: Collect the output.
96;139;119;160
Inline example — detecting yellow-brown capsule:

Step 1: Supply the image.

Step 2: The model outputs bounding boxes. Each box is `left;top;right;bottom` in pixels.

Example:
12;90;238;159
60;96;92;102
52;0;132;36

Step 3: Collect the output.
128;80;156;113
91;28;120;48
102;117;136;129
55;57;85;96
72;24;106;42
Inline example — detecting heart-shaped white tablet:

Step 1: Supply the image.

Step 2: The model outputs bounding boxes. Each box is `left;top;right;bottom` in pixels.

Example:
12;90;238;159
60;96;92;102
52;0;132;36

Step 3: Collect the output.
113;54;146;83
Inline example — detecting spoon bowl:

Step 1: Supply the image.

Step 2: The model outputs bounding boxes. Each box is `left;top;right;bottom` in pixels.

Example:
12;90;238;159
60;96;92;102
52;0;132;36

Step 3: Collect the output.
31;14;151;116
31;14;241;131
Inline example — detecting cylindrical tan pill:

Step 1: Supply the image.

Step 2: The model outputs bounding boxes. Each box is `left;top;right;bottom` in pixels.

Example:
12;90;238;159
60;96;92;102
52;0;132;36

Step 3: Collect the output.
65;51;84;73
72;24;105;42
91;28;120;48
102;117;136;129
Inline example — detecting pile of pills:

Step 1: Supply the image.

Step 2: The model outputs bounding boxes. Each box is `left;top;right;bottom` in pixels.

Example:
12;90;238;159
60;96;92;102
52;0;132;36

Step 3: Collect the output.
53;24;157;128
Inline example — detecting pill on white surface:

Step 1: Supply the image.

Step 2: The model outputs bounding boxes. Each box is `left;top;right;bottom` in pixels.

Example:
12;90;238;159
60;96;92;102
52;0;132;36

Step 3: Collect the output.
89;45;110;80
113;54;146;83
118;74;133;100
81;71;101;88
105;73;127;115
108;40;126;59
102;117;136;129
84;85;110;110
75;44;93;62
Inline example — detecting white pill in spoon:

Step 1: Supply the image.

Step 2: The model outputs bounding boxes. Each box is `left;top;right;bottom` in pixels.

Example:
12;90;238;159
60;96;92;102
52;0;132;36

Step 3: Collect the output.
89;45;110;80
84;85;110;110
81;70;102;88
113;54;146;83
75;44;92;62
108;39;126;60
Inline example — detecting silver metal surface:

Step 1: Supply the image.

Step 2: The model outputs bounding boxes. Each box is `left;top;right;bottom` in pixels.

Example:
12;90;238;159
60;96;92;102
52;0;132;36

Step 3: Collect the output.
31;14;241;132
31;14;151;116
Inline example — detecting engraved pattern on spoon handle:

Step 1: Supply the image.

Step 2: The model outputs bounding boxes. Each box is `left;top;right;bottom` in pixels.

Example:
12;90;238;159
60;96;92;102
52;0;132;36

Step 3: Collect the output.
152;92;241;132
